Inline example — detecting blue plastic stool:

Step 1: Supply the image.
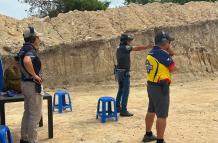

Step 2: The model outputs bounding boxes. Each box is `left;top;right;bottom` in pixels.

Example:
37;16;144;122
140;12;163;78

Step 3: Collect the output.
96;96;118;123
53;90;72;113
0;125;13;143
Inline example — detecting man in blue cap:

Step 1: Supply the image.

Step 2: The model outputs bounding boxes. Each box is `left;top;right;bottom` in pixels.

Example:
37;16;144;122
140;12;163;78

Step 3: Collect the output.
143;31;176;143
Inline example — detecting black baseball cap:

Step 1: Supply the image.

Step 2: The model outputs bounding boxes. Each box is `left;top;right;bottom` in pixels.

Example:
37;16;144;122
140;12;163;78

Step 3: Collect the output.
155;31;174;45
120;33;134;42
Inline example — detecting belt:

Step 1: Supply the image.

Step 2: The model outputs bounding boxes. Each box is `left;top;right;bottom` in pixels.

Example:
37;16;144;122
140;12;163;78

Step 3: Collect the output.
22;79;34;82
147;80;170;86
147;81;161;86
116;69;130;72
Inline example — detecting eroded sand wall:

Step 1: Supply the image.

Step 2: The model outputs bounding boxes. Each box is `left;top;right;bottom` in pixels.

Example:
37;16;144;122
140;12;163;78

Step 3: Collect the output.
35;20;218;87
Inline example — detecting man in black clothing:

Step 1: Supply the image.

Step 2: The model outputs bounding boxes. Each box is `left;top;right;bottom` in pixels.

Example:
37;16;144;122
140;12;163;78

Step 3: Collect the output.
116;33;153;117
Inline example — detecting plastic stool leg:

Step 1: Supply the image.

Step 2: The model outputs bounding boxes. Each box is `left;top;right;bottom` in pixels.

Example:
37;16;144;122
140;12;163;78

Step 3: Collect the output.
0;132;5;143
58;94;63;113
0;129;6;143
62;94;66;106
67;93;72;111
101;101;106;123
96;99;100;119
6;127;13;143
108;101;112;116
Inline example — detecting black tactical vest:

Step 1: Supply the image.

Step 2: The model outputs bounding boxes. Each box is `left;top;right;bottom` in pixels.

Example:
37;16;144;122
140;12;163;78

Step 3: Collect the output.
18;43;42;81
116;45;132;70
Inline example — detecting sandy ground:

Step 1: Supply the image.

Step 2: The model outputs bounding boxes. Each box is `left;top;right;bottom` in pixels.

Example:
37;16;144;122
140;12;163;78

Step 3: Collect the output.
4;78;218;143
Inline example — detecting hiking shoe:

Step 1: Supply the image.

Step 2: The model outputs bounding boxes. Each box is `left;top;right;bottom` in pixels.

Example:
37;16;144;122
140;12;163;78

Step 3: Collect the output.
156;140;166;143
120;111;134;117
142;133;157;142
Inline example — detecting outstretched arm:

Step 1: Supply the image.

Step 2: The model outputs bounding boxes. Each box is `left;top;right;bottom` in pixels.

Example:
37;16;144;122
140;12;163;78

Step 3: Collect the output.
132;42;154;51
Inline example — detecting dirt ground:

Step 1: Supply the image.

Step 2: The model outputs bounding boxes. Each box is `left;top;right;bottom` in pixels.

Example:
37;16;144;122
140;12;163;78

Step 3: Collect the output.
5;77;218;143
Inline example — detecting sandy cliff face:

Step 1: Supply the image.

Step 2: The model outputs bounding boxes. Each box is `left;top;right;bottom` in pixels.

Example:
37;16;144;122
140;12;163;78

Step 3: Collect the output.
37;20;218;87
1;2;218;87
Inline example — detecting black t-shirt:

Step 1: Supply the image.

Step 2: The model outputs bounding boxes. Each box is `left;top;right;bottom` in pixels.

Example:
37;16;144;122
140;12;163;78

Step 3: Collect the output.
116;45;133;70
18;42;41;81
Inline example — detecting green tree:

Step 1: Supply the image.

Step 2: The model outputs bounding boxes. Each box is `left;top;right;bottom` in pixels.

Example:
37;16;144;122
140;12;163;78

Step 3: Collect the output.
19;0;110;17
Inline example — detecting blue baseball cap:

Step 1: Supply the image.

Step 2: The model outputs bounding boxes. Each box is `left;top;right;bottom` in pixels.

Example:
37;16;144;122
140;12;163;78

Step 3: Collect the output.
155;31;174;45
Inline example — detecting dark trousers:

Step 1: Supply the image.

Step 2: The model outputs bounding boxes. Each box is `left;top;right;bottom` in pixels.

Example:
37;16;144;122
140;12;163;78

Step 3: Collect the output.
116;70;130;112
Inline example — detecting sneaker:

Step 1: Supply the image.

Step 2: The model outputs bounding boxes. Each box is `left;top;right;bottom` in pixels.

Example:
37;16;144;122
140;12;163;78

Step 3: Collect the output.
20;139;29;143
156;140;166;143
142;133;157;142
120;111;134;117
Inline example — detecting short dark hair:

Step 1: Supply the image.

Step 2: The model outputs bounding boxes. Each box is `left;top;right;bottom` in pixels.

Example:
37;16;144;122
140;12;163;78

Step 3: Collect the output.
120;33;134;45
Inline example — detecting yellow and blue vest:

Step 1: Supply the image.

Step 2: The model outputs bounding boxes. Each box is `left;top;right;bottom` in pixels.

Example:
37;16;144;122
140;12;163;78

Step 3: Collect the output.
145;46;175;83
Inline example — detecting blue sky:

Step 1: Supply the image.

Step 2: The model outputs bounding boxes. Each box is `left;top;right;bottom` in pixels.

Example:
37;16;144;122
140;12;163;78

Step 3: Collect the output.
0;0;125;20
109;0;125;7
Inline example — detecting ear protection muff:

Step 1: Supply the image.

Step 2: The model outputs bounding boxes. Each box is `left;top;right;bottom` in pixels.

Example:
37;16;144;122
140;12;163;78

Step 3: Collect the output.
29;26;35;36
28;26;36;43
161;31;169;43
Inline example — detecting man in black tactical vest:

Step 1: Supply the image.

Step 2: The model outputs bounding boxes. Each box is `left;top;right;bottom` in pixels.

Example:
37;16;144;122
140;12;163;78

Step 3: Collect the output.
115;33;153;117
18;27;43;143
